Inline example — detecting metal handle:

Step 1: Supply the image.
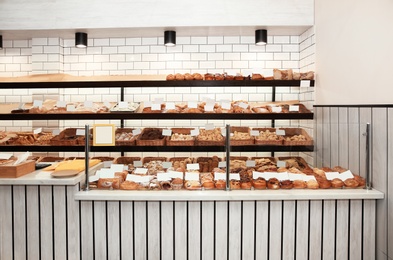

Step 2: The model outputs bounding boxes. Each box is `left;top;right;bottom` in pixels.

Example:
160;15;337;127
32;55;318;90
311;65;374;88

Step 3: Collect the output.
84;125;90;191
225;124;231;191
365;123;372;190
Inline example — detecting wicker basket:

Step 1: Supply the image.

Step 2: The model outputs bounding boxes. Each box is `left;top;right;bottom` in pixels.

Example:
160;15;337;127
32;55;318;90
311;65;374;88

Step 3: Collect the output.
113;157;141;165
50;128;81;146
229;126;254;146
166;128;195;146
136;128;165;146
278;156;312;172
91;156;115;162
37;156;65;162
142;157;167;164
196;156;222;172
252;128;284;145
267;103;311;113
281;128;313;146
115;128;136;146
196;128;225;146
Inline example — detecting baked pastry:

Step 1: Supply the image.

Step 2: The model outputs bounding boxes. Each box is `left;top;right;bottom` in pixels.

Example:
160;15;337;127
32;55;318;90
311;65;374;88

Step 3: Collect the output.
215;73;225;80
316;176;332;189
120;180;140;190
204;73;215;80
215;180;226;190
332;166;347;173
252;178;267;189
354;175;366;188
192;73;203;80
184;73;193;80
202;181;215;189
171;178;184;190
185;180;201;190
306;179;319;189
234;74;244;80
98;178;121;189
267;178;280;189
293;180;307;189
230;180;241;190
344;178;359;188
175;73;185;80
273;69;293;80
280;180;293;189
166;74;175;80
331;178;344;188
251;73;264;80
160;181;172;190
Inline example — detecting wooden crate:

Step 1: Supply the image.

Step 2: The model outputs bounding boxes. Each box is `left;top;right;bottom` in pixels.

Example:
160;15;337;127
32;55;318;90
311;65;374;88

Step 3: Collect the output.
0;160;36;178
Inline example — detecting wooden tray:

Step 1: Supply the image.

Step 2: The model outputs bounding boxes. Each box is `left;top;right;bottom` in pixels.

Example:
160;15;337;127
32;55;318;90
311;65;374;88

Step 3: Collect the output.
166;128;195;146
0;160;36;178
229;126;254;146
281;128;313;146
115;128;136;146
252;128;284;145
135;128;165;146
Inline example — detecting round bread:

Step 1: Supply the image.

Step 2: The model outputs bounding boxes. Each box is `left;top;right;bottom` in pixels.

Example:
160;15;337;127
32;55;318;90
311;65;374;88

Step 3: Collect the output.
251;73;264;80
317;179;332;189
160;181;173;190
280;180;293;189
331;178;344;188
202;181;216;189
166;74;175;80
344;178;359;188
306;180;319;189
293;180;307;189
252;178;267;189
353;175;366;187
267;178;280;190
215;74;225;80
184;73;193;80
119;180;140;190
192;73;203;80
204;73;215;80
241;181;252;189
225;75;234;80
215;180;226;190
230;180;241;190
175;73;185;80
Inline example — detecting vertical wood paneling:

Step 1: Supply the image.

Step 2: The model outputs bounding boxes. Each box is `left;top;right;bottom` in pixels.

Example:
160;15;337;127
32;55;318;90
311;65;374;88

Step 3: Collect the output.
53;186;67;260
13;185;26;260
336;200;349;260
107;201;120;260
147;201;160;260
295;201;309;260
348;108;360;173
40;186;53;260
315;107;324;167
161;201;174;260
228;201;241;260
94;201;107;260
26;186;40;260
255;201;269;260
330;107;339;166
322;200;335;260
188;202;201;260
134;202;147;260
338;107;349;167
309;200;322;260
80;201;94;260
282;200;295;260
120;202;134;260
67;185;80;260
269;201;282;260
201;201;214;260
363;200;376;260
0;186;13;260
242;201;255;260
371;108;388;259
322;107;331;167
388;108;393;260
174;201;187;260
215;201;228;260
349;200;362;259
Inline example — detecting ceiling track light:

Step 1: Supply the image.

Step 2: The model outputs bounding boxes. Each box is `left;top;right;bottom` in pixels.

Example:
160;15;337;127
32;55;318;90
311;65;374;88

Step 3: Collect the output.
75;32;88;48
255;29;268;46
164;31;176;47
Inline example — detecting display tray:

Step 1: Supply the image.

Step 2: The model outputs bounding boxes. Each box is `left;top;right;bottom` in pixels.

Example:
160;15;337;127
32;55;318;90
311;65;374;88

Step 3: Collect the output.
0;160;36;178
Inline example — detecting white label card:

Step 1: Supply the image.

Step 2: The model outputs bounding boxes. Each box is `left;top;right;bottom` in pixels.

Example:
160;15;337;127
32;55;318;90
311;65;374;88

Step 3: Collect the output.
98;169;115;178
300;80;311;87
167;171;183;178
162;129;172;136
218;161;227;168
221;101;231;110
204;103;214;112
187;163;200;170
133;161;143;167
260;172;276;180
185;172;200;181
166;102;175;110
134;168;148;175
66;104;75;112
288;173;304;181
276;129;285;136
246;160;256;167
277;160;286;168
33;100;43;108
76;129;85;136
303;175;316;181
289;105;299;112
118;101;128;109
188;101;197;108
205;124;215;130
89;175;100;182
152;103;161;110
338;170;354;181
104;161;113;168
144;101;152;108
33;128;42;135
252;171;264;179
250;130;259;136
214;172;226;180
239;102;248;109
0;153;13;160
84;100;93;108
52;129;60;135
271;106;282;113
229;173;240;180
157;172;171;181
325;172;341;180
132;128;141;135
110;164;124;172
190;129;199;136
162;162;172;169
126;174;142;182
276;172;289;181
56;101;67;108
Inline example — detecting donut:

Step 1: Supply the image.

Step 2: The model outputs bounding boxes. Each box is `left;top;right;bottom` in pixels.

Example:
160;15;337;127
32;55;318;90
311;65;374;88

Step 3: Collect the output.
241;181;252;189
202;181;216;189
267;178;280;190
252;178;267;189
230;180;241;190
331;178;344;188
293;180;307;189
280;180;293;189
215;180;226;190
344;178;359;188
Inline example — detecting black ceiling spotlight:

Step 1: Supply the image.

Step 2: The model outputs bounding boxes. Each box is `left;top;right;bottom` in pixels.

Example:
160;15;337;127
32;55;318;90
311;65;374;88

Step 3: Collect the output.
0;35;3;49
255;29;268;46
164;30;176;47
75;32;88;48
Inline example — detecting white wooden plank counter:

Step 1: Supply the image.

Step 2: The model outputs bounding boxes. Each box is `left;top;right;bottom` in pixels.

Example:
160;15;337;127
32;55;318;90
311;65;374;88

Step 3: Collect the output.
0;171;384;260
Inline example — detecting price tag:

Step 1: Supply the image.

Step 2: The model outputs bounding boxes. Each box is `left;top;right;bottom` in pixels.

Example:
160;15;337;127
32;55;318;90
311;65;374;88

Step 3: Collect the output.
76;129;85;136
300;80;311;87
190;129;199;136
56;101;67;108
221;100;231;110
118;101;129;109
205;123;215;130
162;162;173;169
288;173;304;181
271;106;282;113
33;100;43;108
133;161;143;167
110;164;124;172
0;153;12;160
252;171;264;179
144;101;152;108
66;104;75;112
132;128;141;135
162;129;172;136
238;102;249;109
229;173;240;180
166;102;175;110
151;103;161;110
185;172;200;181
99;169;116;178
260;172;276;180
325;172;340;180
154;98;164;103
89;175;100;182
84;100;93;108
33;128;42;134
289;105;299;112
126;174;142;182
18;103;25;109
140;175;152;183
52;129;60;135
218;161;227;168
214;172;226;180
246;160;256;167
188;101;197;108
276;129;285;136
338;170;354;181
204;103;214;112
157;172;171;181
303;175;316;181
167;171;183;178
276;172;289;181
186;163;200;171
221;128;226;137
134;168;148;175
277;160;286;168
104;161;113;168
104;101;111;108
250;130;259;136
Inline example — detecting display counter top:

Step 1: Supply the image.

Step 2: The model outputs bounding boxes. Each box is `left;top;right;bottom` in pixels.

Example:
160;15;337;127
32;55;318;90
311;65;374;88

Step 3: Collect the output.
74;188;384;201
